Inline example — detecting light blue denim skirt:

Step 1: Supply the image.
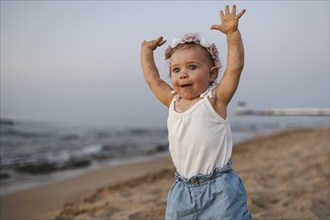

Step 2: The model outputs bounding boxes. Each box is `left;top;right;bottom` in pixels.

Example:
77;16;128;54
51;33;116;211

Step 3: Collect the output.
166;160;252;220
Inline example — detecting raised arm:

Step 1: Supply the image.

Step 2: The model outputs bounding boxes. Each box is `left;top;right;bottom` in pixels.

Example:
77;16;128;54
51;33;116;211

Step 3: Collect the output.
140;36;173;107
211;5;246;107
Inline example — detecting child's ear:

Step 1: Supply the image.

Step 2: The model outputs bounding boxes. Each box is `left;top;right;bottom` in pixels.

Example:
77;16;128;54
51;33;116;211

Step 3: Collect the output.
209;66;219;83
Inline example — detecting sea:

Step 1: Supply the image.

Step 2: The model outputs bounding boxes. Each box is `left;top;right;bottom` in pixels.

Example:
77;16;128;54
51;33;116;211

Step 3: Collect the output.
0;114;329;196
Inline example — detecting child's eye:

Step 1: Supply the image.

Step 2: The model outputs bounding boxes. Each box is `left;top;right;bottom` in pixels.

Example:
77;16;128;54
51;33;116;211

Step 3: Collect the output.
172;68;180;73
188;65;197;70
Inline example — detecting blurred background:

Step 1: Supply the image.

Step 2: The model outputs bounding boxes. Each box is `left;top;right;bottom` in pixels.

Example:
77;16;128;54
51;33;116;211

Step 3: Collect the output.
1;1;329;195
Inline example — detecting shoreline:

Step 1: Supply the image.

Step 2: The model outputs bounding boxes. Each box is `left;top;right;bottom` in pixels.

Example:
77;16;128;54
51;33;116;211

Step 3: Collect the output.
1;127;329;219
0;152;171;197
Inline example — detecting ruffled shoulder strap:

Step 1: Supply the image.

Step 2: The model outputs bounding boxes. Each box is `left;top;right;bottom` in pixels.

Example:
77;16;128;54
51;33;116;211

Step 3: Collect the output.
170;90;180;102
200;85;217;98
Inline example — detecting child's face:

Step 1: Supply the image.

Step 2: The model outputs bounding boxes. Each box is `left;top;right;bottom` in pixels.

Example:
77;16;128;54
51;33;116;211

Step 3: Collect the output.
170;46;216;100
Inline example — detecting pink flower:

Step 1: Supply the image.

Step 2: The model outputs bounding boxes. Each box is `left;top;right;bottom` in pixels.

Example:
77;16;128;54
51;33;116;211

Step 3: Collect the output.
164;45;172;60
211;43;219;57
182;33;200;43
214;59;221;69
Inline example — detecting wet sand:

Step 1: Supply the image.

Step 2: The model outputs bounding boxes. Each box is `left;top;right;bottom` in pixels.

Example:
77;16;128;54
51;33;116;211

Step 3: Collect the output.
1;127;329;219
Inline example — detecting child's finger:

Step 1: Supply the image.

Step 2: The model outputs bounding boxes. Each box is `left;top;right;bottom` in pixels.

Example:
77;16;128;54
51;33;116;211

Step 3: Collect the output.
155;36;163;43
210;24;220;30
159;39;166;46
155;36;163;42
155;36;166;46
237;9;246;18
231;4;236;15
220;10;224;19
225;5;230;15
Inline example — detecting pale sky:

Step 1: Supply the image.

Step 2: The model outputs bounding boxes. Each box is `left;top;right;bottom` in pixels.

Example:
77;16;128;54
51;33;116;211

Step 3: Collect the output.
1;1;329;127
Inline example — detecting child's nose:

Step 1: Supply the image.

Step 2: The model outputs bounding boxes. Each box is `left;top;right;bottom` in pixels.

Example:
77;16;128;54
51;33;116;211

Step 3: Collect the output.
179;71;189;79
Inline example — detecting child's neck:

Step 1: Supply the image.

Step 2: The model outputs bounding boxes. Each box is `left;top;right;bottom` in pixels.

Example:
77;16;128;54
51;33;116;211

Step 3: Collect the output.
174;96;202;113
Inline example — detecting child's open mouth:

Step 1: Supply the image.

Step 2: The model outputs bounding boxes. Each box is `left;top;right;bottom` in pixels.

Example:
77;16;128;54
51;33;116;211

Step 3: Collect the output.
181;84;193;88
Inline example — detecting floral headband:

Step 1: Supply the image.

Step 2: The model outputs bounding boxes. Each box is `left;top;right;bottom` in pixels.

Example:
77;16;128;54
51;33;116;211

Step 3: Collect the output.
164;33;221;70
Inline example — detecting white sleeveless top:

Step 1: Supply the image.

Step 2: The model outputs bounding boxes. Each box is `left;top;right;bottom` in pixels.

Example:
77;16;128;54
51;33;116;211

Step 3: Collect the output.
167;88;233;178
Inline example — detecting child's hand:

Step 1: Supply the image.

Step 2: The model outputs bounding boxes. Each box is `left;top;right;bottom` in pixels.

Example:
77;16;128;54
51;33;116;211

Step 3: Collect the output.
141;36;166;51
210;5;246;35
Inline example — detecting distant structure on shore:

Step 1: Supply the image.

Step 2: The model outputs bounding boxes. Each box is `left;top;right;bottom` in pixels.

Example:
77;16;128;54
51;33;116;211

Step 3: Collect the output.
235;102;330;116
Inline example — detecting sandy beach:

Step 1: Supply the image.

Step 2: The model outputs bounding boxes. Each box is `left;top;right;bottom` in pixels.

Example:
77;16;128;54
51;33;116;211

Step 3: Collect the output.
1;127;329;219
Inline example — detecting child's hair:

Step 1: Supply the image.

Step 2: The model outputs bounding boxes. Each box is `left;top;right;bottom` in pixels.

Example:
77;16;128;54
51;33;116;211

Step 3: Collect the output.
164;33;222;71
